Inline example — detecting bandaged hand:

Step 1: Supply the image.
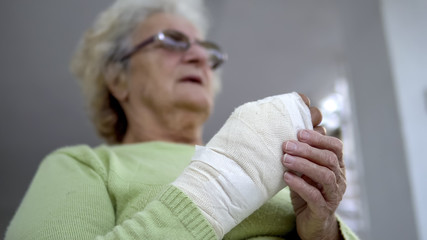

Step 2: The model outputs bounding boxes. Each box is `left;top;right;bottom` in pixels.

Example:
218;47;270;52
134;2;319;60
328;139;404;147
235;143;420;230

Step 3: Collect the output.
172;92;313;238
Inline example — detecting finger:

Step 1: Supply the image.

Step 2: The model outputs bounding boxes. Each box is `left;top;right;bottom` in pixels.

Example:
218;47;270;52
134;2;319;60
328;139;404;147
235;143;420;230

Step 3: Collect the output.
283;154;339;202
283;140;341;174
314;126;327;135
301;174;320;189
309;106;323;126
297;130;344;168
298;93;311;107
284;171;328;215
289;190;306;215
283;139;347;200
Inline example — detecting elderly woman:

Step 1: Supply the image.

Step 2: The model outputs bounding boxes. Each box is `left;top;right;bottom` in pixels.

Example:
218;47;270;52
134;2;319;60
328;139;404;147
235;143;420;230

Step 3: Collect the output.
6;0;356;239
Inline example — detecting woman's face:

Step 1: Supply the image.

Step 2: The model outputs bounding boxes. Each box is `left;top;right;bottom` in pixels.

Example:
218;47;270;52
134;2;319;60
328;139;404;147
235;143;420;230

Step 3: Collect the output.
122;12;215;121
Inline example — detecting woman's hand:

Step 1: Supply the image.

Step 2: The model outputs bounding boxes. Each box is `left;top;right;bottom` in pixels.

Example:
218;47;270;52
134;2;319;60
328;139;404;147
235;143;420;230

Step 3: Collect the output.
285;94;346;240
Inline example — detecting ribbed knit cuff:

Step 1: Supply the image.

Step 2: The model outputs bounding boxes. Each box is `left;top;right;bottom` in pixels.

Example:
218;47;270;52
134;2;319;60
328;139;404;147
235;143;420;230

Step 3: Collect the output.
158;186;217;240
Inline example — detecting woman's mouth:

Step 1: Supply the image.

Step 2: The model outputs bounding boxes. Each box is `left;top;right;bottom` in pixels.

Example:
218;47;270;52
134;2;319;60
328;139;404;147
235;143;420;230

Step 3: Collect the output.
179;75;203;85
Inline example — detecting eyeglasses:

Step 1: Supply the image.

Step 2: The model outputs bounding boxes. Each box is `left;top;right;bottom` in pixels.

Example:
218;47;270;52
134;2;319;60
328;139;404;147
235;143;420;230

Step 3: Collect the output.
117;29;227;70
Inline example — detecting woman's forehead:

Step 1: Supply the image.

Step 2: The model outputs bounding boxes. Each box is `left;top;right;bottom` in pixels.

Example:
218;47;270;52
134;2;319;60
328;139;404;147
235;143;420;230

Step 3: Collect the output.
133;12;203;42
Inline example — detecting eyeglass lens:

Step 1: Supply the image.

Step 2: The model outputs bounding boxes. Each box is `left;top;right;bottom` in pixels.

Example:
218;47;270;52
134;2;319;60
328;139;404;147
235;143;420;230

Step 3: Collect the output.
160;30;225;69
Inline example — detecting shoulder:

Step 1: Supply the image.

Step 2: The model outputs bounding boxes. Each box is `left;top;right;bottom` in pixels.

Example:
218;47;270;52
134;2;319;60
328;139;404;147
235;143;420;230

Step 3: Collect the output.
47;144;102;164
51;144;98;158
40;144;110;182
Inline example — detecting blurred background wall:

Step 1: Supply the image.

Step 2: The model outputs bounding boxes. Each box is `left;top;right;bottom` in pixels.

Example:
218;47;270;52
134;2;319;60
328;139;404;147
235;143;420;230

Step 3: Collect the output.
1;0;425;239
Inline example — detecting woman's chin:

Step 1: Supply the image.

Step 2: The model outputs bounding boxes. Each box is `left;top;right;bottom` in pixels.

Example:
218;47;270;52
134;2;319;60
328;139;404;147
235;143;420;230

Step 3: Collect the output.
174;90;213;113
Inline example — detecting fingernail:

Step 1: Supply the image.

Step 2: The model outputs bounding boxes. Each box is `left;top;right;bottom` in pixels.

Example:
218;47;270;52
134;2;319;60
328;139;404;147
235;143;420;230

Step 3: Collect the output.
284;171;293;181
284;154;294;164
299;130;309;140
285;141;297;151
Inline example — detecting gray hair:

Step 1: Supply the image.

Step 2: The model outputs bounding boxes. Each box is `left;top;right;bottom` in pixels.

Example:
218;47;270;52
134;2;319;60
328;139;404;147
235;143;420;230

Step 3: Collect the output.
70;0;211;144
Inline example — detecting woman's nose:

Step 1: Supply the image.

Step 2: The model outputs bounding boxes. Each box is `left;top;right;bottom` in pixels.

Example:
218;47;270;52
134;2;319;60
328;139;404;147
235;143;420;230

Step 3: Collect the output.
182;43;210;68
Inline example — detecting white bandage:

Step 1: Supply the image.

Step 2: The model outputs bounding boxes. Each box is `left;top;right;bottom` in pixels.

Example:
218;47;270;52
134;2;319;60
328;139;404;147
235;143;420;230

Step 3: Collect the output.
172;92;313;238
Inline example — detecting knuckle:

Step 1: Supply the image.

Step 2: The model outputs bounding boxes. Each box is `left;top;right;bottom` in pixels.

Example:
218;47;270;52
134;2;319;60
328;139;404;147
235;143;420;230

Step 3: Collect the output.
313;130;323;141
308;188;322;202
335;181;346;202
296;142;309;154
311;130;326;144
330;138;344;155
326;191;339;205
325;151;338;168
324;171;337;185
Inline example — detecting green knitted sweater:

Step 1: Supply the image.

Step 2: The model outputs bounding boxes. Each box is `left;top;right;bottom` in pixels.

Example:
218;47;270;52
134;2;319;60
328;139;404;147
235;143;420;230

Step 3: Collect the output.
6;141;358;239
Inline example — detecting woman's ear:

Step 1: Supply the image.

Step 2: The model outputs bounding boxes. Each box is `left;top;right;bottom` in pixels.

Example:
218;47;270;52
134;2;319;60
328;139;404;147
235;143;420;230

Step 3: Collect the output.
105;63;129;102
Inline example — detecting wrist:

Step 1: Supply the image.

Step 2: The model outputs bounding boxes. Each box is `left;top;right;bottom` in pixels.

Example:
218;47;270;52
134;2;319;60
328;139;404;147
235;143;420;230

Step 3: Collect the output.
299;215;341;240
321;216;342;240
172;146;266;237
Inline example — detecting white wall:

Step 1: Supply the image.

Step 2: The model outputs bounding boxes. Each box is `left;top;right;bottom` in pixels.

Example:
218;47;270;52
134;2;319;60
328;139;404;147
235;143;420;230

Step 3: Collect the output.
381;1;427;239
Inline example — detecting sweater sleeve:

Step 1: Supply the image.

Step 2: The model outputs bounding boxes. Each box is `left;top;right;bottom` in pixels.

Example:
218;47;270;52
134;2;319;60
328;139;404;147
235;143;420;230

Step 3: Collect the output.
5;151;217;240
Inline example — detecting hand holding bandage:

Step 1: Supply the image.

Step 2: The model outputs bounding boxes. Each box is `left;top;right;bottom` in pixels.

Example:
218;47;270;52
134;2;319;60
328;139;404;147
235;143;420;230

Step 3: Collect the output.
172;92;313;238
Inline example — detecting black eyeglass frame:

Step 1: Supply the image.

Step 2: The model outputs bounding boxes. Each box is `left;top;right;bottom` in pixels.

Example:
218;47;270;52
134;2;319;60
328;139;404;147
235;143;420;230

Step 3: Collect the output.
116;30;227;70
